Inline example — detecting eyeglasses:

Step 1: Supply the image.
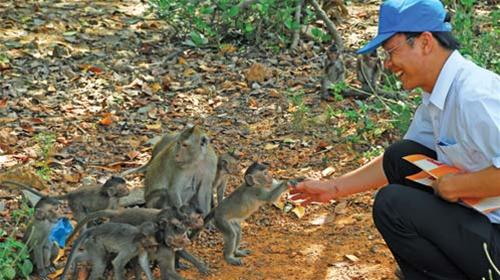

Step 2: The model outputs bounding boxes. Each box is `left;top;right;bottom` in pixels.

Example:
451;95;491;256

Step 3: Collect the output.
380;36;416;61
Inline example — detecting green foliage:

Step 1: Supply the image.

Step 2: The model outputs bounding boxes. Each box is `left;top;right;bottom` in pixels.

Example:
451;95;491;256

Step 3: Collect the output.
34;132;56;181
0;199;34;280
328;81;347;102
0;53;9;64
149;0;326;47
451;0;499;73
287;89;310;131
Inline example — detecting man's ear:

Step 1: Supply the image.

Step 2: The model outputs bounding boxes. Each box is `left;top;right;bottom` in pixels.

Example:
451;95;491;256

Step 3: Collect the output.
420;32;435;55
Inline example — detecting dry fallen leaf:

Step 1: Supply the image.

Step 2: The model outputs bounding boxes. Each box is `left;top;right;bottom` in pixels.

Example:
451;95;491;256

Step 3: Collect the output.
321;166;336;177
248;97;258;109
309;213;335;225
219;44;237;54
273;200;285;210
146;122;162;132
127;150;140;160
292;205;306;219
150;82;162;94
246;63;271;83
264;143;279;150
99;113;114;126
345;254;360;262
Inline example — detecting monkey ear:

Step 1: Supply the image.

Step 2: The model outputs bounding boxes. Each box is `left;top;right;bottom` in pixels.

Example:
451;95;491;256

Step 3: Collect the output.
244;174;256;186
181;125;196;137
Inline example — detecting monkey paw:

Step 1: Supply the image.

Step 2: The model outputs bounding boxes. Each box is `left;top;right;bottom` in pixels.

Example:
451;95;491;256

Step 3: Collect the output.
225;256;243;266
175;261;191;270
235;249;252;257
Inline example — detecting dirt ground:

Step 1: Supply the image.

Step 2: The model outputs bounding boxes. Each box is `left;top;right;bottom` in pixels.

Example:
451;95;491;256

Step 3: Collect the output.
0;1;398;279
179;191;397;280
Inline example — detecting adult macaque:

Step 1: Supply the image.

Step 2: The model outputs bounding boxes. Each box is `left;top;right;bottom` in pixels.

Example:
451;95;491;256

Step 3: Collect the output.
60;221;160;280
212;152;239;208
321;44;346;100
1;176;129;222
23;197;61;280
192;162;289;265
356;51;382;93
144;125;217;216
120;132;177;177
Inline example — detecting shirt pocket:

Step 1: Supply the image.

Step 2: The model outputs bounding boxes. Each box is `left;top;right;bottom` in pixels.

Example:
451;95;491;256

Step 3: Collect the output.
437;142;487;171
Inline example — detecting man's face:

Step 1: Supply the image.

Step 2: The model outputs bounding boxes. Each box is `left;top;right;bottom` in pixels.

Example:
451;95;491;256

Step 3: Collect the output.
382;34;425;91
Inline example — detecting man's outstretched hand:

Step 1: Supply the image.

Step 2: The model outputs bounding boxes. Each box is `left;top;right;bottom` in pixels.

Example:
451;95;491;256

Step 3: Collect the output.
289;180;340;205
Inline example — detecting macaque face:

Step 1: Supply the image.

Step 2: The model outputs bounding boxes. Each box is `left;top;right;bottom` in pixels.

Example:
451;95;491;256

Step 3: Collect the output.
174;127;209;165
112;183;130;197
254;169;273;186
164;220;191;249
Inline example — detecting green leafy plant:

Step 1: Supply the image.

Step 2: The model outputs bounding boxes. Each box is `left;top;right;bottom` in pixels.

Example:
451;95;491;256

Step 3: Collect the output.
287;90;310;131
34;132;56;181
0;199;34;280
451;0;499;73
148;0;330;48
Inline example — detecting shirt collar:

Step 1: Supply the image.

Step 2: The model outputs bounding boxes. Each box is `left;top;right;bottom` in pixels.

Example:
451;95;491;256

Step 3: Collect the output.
428;50;464;110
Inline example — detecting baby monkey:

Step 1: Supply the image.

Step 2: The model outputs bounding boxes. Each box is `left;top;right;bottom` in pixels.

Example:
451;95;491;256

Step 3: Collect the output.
193;162;289;265
1;176;129;222
23;197;61;280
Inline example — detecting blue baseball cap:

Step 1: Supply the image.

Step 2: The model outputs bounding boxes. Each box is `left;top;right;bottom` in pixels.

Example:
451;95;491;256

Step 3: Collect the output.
357;0;452;54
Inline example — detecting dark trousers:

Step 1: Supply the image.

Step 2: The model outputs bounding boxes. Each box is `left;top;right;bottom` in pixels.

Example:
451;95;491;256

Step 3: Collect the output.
374;140;500;280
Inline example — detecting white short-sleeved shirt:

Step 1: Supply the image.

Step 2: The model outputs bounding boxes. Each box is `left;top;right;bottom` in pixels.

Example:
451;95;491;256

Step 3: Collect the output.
404;50;500;223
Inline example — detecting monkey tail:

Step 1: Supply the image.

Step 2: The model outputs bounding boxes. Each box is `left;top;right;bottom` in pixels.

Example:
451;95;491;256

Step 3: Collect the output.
60;229;92;280
120;162;149;177
0;180;49;198
65;210;118;245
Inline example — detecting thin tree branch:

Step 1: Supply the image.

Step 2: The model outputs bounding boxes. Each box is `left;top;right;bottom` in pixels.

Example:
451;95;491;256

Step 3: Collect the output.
291;0;305;50
308;0;344;51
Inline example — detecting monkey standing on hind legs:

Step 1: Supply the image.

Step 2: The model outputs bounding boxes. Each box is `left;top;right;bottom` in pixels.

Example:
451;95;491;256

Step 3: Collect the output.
191;162;289;266
321;44;346;101
1;176;129;223
22;197;61;280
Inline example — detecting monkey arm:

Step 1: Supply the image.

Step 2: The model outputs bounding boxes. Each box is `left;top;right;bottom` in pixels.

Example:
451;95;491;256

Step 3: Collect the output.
177;249;209;274
258;182;288;202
